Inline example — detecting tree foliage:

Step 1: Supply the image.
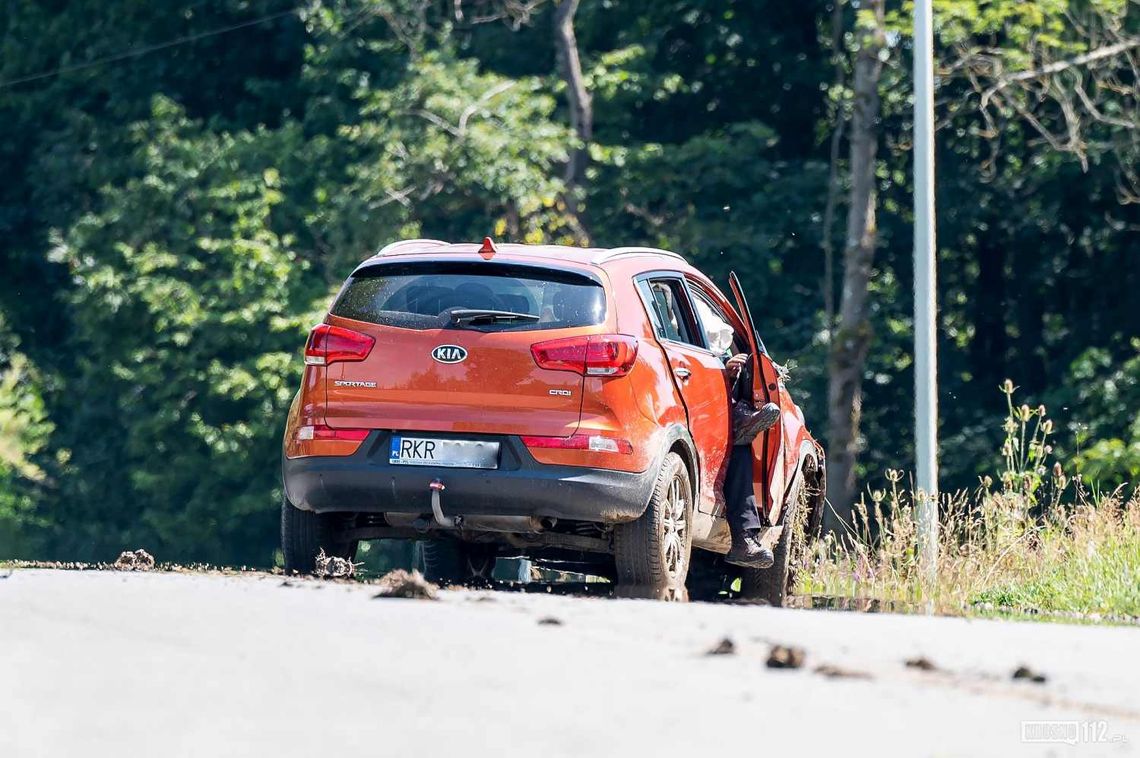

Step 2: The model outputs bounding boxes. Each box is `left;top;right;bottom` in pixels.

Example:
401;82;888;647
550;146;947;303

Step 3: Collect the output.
0;0;1137;564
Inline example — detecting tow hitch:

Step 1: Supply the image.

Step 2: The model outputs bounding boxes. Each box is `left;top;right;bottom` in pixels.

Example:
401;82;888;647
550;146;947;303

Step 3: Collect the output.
398;477;542;533
429;478;460;528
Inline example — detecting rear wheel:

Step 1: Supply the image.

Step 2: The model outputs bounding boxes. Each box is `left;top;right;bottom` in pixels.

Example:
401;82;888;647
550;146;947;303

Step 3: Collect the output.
614;452;693;601
739;477;809;606
421;539;497;585
281;498;358;575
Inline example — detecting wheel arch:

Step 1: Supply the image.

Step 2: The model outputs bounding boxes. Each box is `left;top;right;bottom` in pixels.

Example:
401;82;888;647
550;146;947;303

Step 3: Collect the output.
660;423;700;504
790;439;826;537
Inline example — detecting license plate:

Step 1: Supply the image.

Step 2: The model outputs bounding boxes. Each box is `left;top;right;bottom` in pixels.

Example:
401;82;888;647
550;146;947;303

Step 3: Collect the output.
388;436;500;469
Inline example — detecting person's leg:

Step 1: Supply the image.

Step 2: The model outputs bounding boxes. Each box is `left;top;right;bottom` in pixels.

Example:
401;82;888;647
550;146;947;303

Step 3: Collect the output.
723;444;773;568
724;445;762;535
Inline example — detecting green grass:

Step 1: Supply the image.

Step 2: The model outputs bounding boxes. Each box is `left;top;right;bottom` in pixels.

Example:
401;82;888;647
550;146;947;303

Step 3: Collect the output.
973;505;1140;617
798;387;1140;623
799;491;1140;621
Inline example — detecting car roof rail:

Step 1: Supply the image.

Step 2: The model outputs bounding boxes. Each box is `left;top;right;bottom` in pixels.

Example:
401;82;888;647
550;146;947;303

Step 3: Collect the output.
373;238;449;257
592;246;687;265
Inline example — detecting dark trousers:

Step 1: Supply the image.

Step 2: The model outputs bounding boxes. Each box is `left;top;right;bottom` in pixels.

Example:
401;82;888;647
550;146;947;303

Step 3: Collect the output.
724;444;762;538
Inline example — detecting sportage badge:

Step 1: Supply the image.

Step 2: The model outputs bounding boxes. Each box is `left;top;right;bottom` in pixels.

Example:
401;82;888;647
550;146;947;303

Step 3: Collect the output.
431;344;468;364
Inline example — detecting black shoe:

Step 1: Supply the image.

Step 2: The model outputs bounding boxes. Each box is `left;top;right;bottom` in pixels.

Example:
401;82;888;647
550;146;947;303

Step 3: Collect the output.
733;402;781;446
726;533;775;569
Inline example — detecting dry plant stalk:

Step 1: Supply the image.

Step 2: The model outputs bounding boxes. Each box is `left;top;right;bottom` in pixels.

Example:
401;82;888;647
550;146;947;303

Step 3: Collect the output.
800;381;1140;617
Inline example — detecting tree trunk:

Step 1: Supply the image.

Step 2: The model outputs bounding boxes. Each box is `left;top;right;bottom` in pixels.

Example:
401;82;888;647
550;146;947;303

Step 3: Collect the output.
553;0;593;245
821;0;846;331
824;0;886;535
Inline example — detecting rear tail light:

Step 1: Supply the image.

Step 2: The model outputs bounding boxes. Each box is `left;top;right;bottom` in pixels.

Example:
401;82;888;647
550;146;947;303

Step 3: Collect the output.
304;324;375;366
520;434;633;454
530;335;638;377
297;424;370;442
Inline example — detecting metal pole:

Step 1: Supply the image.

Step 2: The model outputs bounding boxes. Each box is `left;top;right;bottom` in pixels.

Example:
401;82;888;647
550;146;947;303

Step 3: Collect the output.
913;0;939;584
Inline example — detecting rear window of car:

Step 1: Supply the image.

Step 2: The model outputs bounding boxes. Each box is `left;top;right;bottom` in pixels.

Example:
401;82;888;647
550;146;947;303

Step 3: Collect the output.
331;261;607;331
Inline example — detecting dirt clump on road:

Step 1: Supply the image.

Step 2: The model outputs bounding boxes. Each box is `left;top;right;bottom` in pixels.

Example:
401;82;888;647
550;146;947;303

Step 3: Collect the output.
815;663;872;680
906;656;938;671
766;644;806;669
705;637;736;656
537;616;564;626
313;549;356;579
113;549;155;571
373;569;438;600
1012;665;1047;684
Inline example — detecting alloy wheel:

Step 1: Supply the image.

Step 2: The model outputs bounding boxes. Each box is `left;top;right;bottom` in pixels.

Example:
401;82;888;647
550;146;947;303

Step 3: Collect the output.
662;475;688;575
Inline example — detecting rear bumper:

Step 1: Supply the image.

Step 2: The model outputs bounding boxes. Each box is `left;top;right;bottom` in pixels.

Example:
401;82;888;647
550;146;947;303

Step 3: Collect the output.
282;431;658;524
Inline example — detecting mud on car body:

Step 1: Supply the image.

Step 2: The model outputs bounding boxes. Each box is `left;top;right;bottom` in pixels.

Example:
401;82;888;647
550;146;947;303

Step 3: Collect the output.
282;238;825;601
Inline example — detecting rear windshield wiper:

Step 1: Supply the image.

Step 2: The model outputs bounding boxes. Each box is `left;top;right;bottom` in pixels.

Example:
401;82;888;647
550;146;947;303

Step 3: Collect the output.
448;309;541;326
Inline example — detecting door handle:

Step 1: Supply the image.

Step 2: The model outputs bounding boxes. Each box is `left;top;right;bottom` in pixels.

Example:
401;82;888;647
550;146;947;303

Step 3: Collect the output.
673;367;691;380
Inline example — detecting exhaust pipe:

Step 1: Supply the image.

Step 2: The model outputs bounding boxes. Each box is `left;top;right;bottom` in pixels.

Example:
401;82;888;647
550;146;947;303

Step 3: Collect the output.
461;515;544;533
388;512;545;533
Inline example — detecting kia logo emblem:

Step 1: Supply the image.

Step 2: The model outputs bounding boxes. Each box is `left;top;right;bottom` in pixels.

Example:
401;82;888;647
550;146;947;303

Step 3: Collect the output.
431;345;468;364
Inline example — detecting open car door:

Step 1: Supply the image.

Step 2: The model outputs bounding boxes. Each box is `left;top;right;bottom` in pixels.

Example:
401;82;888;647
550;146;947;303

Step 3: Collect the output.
728;271;788;525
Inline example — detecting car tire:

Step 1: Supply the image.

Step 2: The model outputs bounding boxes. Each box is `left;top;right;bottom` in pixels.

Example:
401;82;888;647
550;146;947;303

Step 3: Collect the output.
421;539;497;585
281;497;357;575
738;476;809;606
614;452;693;601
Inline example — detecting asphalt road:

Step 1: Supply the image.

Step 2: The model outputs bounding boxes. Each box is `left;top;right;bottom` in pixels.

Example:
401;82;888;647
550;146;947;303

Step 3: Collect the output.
3;569;1138;757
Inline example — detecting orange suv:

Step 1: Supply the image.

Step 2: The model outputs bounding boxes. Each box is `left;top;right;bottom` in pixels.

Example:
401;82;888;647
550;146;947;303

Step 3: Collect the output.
281;238;824;601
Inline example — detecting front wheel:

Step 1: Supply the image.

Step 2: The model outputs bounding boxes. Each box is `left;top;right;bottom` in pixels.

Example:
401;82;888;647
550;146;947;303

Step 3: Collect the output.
281;498;357;575
614;452;693;601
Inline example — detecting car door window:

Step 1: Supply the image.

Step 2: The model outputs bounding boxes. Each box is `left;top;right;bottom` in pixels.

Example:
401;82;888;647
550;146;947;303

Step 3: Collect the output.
637;278;701;347
688;287;741;359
